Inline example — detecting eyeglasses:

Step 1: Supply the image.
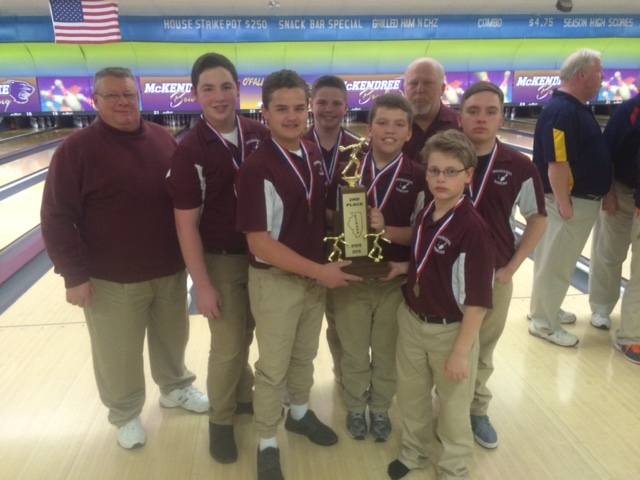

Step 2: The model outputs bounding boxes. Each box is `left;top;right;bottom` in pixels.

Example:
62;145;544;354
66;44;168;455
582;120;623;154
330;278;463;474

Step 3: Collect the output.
95;92;139;103
426;167;467;178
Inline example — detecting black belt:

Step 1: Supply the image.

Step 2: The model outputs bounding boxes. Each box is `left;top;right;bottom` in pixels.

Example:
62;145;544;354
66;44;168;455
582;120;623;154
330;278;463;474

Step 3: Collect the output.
573;194;604;201
204;246;247;255
408;307;459;325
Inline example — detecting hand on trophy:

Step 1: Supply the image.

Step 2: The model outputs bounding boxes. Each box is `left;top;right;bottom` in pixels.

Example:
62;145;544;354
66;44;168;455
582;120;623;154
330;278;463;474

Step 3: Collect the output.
369;206;386;233
314;261;362;288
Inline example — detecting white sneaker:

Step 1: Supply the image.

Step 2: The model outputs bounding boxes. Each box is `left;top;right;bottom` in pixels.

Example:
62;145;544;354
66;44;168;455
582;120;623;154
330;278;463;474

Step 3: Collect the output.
526;309;576;325
558;309;577;324
528;323;579;347
117;417;146;449
590;313;611;330
160;385;209;413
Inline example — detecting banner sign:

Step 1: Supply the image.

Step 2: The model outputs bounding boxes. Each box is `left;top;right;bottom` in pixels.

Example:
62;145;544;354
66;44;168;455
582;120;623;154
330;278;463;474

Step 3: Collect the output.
513;69;640;105
139;76;200;112
342;74;404;109
599;69;639;103
127;15;640;43
512;70;561;105
37;76;94;113
0;77;40;115
3;15;640;43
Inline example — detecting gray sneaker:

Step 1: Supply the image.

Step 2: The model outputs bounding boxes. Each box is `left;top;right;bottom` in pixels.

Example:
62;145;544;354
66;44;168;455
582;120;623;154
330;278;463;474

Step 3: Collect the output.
346;411;367;440
528;323;579;347
369;411;391;442
590;313;611;330
470;414;498;449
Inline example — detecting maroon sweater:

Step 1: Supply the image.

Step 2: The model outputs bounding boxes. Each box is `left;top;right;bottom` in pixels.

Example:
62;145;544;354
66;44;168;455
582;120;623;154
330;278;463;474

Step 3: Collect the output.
41;118;184;288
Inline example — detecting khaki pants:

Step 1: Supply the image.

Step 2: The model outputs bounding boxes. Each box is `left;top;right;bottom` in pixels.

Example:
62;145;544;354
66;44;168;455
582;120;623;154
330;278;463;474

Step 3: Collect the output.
84;271;196;427
530;195;600;333
588;182;640;345
324;290;343;378
333;277;404;413
472;280;513;416
204;253;255;425
618;213;640;345
589;182;634;316
249;267;326;438
396;303;478;480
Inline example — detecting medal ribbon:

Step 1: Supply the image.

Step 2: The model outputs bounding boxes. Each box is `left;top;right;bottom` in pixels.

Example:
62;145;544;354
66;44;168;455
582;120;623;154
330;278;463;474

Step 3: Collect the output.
362;151;404;211
271;138;314;212
468;142;498;208
312;128;342;182
413;196;465;279
203;114;245;171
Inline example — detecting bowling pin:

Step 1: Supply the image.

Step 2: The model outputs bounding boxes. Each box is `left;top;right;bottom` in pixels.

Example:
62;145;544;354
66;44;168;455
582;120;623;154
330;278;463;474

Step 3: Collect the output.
615;72;631;100
500;71;511;99
55;79;83;111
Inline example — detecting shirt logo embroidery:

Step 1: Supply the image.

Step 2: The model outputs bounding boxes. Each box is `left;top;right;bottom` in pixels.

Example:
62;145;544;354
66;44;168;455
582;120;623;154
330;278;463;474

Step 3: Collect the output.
493;169;512;186
395;178;412;193
434;235;451;254
246;138;261;153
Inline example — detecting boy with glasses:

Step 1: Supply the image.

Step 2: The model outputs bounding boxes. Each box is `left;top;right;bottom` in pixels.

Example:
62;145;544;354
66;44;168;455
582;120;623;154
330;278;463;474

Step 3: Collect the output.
386;130;495;480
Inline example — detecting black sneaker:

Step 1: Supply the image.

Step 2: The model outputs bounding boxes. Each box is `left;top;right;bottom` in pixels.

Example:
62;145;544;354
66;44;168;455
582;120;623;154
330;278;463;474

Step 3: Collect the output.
387;459;410;480
257;447;284;480
284;409;338;446
209;423;237;464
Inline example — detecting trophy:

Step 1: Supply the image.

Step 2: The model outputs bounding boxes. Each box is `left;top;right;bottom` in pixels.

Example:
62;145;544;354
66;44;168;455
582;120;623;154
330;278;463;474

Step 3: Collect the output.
324;138;391;278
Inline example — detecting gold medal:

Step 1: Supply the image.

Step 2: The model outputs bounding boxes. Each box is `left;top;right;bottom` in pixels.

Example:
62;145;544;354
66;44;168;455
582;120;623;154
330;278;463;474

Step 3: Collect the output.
413;283;420;297
307;209;314;225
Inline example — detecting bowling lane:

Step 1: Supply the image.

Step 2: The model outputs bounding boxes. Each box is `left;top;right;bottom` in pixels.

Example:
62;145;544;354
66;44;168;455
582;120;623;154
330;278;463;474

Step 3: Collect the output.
0;148;55;187
0;128;75;158
497;129;533;156
502;119;536;134
0;182;43;250
0;128;37;142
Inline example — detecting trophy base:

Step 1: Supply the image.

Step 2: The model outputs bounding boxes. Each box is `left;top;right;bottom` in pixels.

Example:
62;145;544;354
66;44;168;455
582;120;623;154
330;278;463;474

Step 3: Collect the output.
341;259;390;279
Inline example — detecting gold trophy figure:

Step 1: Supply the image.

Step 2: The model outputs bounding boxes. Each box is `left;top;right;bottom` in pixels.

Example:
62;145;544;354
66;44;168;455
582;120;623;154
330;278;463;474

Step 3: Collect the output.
338;137;367;188
365;230;391;262
324;233;351;262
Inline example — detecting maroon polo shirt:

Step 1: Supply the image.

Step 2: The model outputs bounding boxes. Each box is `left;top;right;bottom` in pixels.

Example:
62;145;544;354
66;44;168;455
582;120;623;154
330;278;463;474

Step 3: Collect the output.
402;103;461;163
166;116;268;250
328;152;427;262
471;140;547;269
404;196;495;321
236;135;328;268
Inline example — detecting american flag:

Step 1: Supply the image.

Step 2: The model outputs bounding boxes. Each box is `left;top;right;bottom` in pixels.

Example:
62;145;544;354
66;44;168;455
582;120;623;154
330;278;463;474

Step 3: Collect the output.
49;0;121;44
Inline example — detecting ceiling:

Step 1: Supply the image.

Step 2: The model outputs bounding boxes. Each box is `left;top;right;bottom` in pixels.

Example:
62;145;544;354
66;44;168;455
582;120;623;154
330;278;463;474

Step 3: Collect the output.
0;0;637;17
